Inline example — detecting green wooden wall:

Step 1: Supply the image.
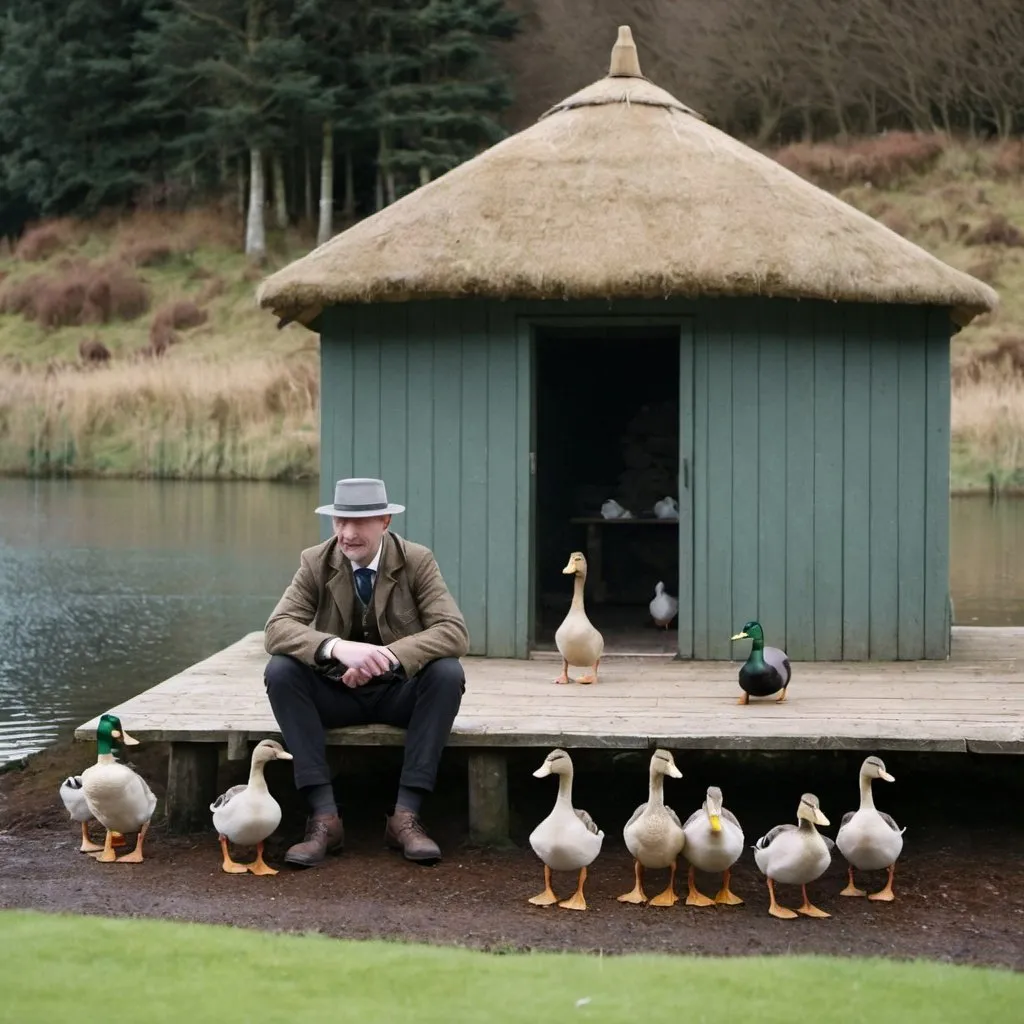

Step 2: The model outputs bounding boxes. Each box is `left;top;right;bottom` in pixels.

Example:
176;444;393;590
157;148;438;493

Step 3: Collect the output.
690;299;951;662
318;301;532;657
319;296;952;662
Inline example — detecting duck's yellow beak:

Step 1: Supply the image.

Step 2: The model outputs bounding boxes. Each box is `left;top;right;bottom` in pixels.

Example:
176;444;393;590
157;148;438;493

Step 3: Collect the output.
112;728;140;747
880;770;895;782
276;750;294;761
710;814;722;832
562;560;576;575
533;763;552;778
814;808;830;827
730;631;749;641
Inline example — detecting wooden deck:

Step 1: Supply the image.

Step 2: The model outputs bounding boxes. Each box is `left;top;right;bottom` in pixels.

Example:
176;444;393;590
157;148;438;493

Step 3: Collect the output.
75;626;1024;839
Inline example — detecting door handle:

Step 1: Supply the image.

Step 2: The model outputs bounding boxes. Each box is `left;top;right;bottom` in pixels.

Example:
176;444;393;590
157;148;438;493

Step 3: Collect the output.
683;458;689;490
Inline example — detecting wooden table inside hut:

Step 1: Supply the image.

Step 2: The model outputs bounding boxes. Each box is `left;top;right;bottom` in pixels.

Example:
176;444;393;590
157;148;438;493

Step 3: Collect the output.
569;516;678;604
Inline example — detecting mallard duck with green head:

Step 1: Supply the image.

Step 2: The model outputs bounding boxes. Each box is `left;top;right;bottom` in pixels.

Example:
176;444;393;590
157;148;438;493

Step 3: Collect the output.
730;620;791;704
80;713;158;863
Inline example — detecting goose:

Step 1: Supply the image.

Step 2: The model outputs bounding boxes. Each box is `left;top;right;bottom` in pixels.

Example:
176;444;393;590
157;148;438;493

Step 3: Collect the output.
653;497;678;519
753;793;834;919
836;755;906;901
59;775;126;853
527;749;604;910
80;713;158;863
648;582;678;630
681;785;745;906
211;739;294;875
554;552;604;685
617;749;685;907
730;620;792;703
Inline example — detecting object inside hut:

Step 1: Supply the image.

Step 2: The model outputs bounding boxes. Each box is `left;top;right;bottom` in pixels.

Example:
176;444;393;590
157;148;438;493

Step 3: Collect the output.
532;325;681;653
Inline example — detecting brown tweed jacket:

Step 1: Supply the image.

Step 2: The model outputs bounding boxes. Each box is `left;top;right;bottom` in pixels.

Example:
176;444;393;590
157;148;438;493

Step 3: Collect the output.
264;531;469;678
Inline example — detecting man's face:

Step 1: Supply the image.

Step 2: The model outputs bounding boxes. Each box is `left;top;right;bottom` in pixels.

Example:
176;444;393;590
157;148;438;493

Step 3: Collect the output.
332;514;390;565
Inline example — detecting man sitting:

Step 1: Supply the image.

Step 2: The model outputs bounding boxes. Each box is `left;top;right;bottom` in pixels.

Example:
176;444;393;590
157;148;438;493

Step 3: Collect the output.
264;477;469;867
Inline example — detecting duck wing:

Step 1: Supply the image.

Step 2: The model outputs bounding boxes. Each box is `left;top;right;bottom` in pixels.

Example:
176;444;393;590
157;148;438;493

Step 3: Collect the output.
210;784;246;812
839;811;855;830
821;834;836;853
682;807;704;830
665;805;682;829
754;823;796;849
575;807;601;835
764;646;792;684
878;811;905;834
624;802;648;830
721;807;742;828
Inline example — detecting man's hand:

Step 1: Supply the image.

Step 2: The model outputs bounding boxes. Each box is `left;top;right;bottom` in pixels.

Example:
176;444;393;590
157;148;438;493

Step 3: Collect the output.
332;640;398;688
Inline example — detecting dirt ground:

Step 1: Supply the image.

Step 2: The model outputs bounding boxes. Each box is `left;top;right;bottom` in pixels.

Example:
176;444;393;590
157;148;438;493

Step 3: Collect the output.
2;741;1022;969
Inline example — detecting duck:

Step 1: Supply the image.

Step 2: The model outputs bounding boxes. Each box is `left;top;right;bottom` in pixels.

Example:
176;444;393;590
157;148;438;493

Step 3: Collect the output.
554;551;604;685
649;582;678;629
753;792;834;919
210;738;294;875
58;775;126;853
527;749;604;911
653;496;678;519
681;785;746;906
617;749;685;907
80;713;158;863
730;620;792;703
601;499;632;519
836;755;906;901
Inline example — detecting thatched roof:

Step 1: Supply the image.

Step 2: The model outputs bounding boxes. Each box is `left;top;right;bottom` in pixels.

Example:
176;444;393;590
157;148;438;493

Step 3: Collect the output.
257;26;998;329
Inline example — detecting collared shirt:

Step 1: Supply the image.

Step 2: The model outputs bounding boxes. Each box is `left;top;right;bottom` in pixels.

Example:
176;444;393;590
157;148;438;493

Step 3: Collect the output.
322;535;391;664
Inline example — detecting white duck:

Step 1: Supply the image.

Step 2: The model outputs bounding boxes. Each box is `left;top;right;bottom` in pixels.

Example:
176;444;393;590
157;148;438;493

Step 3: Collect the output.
836;755;906;901
648;582;678;629
528;749;604;911
80;713;158;863
753;793;834;919
554;552;604;685
617;749;685;907
681;785;746;906
653;496;678;519
59;775;126;853
210;738;294;875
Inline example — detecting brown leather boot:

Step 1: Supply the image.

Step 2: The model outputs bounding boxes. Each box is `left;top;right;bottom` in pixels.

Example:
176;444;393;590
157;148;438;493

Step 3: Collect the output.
385;808;441;864
284;813;344;867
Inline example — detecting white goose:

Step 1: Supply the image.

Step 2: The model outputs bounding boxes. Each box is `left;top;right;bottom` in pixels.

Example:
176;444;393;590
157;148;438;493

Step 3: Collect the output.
648;582;678;629
527;749;604;911
59;775;124;853
210;738;294;875
80;713;158;863
836;755;906;901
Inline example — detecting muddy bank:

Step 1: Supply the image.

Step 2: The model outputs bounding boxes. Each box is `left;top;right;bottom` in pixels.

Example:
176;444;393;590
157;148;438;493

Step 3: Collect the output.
2;742;1022;969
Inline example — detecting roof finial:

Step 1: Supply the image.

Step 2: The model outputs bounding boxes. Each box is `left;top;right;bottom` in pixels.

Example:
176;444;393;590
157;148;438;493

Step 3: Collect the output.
608;25;642;78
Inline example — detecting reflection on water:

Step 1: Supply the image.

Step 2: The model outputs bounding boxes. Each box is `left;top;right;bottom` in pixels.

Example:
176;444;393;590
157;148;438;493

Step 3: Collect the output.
1;481;1022;765
949;496;1024;626
0;478;320;764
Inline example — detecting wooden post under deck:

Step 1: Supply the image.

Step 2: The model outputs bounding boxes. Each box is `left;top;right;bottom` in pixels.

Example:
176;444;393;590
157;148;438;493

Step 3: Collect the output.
467;750;511;846
165;742;220;833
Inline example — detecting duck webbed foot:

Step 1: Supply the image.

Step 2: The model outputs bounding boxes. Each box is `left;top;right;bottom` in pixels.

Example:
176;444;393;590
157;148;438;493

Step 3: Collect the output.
840;865;867;897
796;883;830;918
868;864;896;901
685;864;715;907
617;858;648;904
557;867;589;910
245;840;279;876
528;863;560;906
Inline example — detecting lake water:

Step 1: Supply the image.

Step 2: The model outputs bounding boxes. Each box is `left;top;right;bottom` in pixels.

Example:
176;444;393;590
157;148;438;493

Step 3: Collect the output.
1;480;1023;765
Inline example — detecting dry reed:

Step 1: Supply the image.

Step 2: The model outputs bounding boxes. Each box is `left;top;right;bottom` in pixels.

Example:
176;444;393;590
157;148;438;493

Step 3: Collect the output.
0;353;319;479
951;367;1024;488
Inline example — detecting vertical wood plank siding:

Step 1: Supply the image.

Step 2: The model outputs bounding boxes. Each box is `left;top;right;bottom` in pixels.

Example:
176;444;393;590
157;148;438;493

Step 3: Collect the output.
321;297;951;660
692;299;950;661
319;302;530;657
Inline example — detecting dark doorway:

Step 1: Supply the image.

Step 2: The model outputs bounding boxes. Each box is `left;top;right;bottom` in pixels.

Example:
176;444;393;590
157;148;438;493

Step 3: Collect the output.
532;325;681;653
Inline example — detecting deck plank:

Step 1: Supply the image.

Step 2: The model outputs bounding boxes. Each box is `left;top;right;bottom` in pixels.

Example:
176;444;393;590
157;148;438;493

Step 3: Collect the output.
73;628;1024;754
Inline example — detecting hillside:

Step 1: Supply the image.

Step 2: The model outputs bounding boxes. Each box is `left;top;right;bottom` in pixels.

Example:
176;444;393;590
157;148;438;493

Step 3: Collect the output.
1;135;1022;491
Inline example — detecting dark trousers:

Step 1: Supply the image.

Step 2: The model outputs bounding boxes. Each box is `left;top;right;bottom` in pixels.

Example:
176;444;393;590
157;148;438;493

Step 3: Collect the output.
264;653;466;793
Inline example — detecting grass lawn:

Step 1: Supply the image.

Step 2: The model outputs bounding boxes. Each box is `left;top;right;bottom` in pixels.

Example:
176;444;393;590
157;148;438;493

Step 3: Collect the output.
0;909;1020;1023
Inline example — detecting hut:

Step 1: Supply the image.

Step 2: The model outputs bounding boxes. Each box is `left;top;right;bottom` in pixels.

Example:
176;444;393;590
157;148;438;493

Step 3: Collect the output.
257;26;998;663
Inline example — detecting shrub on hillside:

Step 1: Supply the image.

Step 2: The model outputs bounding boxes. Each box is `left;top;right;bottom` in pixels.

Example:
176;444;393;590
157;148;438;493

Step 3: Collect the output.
14;220;75;262
772;132;948;189
963;214;1024;247
0;261;150;327
121;239;177;267
153;299;207;332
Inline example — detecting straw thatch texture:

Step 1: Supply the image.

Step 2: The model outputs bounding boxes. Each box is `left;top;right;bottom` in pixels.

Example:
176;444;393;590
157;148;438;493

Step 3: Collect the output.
257;31;998;329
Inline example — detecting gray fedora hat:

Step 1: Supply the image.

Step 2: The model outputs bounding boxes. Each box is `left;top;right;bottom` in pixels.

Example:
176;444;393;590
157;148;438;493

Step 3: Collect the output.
314;477;406;517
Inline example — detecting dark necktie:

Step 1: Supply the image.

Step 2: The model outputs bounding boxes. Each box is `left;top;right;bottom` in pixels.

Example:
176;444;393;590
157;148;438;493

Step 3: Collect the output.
354;567;375;607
